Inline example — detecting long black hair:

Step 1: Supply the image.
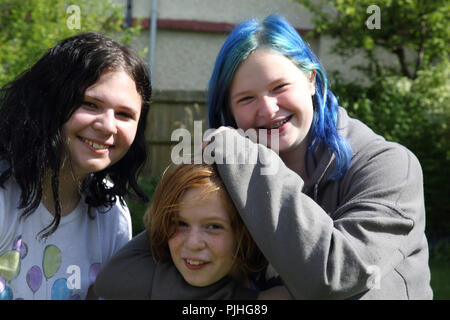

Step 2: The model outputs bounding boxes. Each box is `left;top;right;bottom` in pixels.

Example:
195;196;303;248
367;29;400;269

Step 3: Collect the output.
0;32;151;238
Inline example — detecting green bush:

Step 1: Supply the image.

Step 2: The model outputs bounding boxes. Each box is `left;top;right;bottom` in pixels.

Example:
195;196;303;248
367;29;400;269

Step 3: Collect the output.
429;238;450;299
0;0;142;87
125;176;160;236
332;61;450;239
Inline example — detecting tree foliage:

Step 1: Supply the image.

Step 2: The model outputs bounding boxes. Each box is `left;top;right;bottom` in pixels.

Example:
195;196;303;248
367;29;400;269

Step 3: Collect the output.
0;0;142;86
297;0;450;79
333;64;450;238
296;0;450;238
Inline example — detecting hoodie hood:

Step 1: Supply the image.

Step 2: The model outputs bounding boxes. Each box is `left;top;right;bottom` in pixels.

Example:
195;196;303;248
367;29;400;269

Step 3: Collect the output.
303;107;384;198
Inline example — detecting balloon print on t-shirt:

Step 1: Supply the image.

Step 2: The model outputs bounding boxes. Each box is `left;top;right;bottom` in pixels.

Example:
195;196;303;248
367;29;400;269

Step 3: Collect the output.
89;263;102;284
12;236;28;259
26;265;43;297
43;245;62;280
0;275;13;300
0;236;25;300
0;250;20;282
51;278;72;300
0;235;27;282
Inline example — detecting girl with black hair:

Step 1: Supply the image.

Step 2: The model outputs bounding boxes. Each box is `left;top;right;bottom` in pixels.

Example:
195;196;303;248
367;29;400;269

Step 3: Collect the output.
0;32;151;300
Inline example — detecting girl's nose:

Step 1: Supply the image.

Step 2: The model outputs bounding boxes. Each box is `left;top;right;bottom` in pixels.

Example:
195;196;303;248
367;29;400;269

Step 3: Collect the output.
185;229;206;250
257;94;279;119
93;109;117;135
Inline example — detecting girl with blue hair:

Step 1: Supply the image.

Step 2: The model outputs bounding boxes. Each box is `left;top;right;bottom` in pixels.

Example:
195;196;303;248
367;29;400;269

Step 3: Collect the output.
205;14;431;299
95;15;431;300
207;14;350;180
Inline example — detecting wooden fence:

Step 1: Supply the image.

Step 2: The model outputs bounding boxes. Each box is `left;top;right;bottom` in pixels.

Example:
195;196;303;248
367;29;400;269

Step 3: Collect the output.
144;89;208;178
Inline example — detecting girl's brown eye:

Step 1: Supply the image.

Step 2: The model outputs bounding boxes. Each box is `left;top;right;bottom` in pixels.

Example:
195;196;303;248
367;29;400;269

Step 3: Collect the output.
273;84;287;91
207;223;223;230
82;101;98;109
237;96;253;104
117;112;133;119
177;220;188;227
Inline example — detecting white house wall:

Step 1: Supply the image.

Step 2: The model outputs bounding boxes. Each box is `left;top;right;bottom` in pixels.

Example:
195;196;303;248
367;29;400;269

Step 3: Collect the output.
115;0;398;91
116;0;329;91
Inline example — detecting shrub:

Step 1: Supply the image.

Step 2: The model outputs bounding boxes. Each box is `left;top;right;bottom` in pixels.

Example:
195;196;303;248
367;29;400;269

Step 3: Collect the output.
126;176;160;236
332;61;450;239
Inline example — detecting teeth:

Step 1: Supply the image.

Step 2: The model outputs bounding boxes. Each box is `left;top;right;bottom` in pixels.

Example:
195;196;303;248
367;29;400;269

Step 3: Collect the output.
186;259;206;266
81;138;109;149
92;142;107;149
266;116;290;129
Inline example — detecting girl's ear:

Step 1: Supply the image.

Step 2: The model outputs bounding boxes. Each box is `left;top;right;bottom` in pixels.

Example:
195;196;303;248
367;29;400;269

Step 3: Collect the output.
308;70;316;96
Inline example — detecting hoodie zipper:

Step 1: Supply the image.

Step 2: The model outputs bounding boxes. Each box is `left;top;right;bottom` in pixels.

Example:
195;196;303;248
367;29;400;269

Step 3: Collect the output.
313;154;335;203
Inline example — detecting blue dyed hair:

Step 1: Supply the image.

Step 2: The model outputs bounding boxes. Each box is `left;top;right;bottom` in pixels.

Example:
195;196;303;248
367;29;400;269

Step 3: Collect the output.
207;14;350;179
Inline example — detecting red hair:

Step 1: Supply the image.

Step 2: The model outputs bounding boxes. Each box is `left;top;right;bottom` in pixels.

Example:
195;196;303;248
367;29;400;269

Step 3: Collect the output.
144;163;267;276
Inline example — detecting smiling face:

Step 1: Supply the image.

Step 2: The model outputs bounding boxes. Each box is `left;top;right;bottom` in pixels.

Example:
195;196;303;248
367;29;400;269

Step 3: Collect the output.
168;187;236;287
229;49;316;156
62;70;142;180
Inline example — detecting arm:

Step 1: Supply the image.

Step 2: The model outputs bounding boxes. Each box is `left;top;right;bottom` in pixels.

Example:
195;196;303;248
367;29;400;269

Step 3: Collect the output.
94;231;258;300
212;129;424;299
0;175;21;254
258;286;293;300
94;231;155;299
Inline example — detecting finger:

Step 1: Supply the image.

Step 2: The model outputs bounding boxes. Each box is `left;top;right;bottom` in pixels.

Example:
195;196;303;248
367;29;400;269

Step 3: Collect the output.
202;126;233;150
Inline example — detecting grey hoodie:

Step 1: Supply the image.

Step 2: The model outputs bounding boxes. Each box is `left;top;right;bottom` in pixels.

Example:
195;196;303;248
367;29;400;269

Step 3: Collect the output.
94;107;432;299
214;107;432;299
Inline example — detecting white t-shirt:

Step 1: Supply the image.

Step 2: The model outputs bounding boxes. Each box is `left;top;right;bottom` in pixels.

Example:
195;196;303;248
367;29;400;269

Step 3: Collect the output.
0;175;132;300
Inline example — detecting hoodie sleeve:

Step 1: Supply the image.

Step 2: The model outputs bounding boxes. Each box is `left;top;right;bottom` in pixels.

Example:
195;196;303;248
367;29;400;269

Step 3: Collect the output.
94;231;155;299
212;128;426;299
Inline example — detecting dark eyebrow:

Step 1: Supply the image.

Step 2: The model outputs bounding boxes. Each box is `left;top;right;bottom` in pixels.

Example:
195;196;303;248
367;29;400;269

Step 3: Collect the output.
84;94;139;115
84;94;104;104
